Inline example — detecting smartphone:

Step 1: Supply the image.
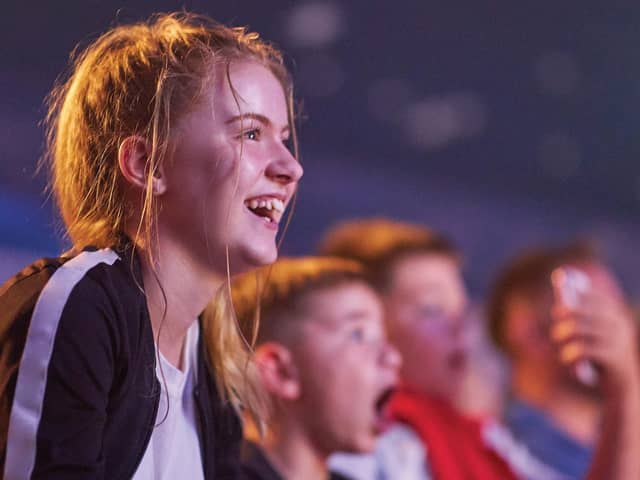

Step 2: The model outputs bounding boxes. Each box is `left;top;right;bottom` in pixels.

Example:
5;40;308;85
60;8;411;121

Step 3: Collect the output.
550;266;598;386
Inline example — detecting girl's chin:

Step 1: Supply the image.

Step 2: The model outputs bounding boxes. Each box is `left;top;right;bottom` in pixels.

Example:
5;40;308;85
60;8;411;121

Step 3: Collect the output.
232;244;278;273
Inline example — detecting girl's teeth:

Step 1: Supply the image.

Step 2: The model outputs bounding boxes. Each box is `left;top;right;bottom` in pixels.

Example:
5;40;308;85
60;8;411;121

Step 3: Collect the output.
273;199;285;212
245;197;285;214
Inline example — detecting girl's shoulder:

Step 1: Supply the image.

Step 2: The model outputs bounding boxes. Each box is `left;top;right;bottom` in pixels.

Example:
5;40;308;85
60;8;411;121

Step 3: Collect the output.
0;247;158;479
0;246;151;355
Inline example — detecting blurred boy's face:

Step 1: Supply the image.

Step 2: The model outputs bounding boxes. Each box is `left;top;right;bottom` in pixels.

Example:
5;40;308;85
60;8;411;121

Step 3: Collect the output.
291;281;400;455
502;288;556;369
504;261;625;385
384;253;469;401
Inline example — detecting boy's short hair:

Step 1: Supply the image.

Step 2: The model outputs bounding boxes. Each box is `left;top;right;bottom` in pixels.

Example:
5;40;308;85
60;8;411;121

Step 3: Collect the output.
231;256;369;347
486;241;598;353
318;218;459;292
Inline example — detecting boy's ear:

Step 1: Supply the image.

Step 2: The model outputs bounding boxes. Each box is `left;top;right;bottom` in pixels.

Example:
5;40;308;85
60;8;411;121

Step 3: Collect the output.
118;135;167;195
254;343;300;400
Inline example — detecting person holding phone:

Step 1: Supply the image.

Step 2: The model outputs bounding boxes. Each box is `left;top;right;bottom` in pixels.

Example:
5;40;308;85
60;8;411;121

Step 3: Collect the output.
488;242;640;479
550;261;640;479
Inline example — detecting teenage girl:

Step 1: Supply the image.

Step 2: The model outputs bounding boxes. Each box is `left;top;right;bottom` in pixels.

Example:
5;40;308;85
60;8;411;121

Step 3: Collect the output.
0;12;302;479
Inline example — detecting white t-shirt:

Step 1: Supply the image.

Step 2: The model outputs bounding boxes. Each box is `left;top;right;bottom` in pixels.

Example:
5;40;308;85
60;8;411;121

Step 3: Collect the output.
329;424;432;480
132;321;205;480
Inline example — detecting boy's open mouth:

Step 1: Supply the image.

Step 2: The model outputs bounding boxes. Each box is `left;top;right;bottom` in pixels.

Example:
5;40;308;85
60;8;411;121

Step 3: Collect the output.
372;386;396;433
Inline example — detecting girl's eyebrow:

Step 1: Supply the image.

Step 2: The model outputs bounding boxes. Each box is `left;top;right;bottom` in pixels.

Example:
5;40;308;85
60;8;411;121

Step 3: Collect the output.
225;112;290;133
225;112;270;126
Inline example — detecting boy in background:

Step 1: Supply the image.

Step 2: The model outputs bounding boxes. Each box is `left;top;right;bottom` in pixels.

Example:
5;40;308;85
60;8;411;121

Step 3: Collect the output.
322;219;518;480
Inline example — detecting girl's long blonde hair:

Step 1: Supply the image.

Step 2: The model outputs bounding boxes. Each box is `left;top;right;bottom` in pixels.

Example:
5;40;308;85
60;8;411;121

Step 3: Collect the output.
45;12;298;418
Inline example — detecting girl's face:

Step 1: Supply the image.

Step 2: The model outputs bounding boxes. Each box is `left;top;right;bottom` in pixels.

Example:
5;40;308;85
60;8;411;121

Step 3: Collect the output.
384;253;470;401
159;60;303;276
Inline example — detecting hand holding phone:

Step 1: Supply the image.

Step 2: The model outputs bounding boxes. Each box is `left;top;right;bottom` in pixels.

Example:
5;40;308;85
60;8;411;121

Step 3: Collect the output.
550;266;599;386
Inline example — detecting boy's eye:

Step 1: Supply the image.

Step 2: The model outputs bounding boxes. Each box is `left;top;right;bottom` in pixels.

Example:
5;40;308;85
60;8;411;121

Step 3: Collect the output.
417;304;445;320
349;327;366;342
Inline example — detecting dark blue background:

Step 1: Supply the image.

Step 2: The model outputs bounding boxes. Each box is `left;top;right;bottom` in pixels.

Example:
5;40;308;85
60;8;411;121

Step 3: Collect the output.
2;1;639;297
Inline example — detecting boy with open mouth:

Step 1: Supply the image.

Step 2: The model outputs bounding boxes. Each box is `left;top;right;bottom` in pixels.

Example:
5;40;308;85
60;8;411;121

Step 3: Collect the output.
231;256;400;480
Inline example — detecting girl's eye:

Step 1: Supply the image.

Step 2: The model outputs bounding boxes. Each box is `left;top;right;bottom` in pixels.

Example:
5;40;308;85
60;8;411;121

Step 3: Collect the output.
244;128;261;141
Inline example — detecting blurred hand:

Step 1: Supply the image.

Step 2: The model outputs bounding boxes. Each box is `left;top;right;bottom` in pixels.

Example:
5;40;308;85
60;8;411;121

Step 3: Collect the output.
550;289;640;393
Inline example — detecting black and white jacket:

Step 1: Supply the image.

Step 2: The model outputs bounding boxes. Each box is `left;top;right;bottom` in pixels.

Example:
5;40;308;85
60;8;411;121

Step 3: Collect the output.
0;245;242;479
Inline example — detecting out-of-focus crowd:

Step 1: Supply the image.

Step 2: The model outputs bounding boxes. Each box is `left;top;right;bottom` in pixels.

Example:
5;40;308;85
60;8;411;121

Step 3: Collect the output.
237;218;640;480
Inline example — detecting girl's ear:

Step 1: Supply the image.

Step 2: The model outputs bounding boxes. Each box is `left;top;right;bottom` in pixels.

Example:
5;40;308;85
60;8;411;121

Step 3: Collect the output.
254;343;300;400
118;135;167;195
